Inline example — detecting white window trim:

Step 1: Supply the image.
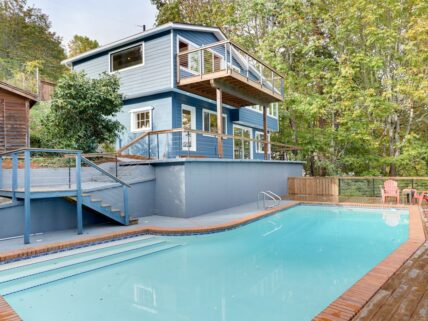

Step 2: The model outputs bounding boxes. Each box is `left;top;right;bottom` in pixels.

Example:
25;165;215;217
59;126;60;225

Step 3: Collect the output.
255;131;271;154
109;42;145;74
177;36;200;75
247;103;279;119
232;124;253;160
202;109;227;136
129;106;153;133
181;104;197;152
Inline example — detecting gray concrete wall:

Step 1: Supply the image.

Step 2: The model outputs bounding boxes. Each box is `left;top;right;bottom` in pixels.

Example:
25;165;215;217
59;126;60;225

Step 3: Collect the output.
0;199;105;239
150;159;303;218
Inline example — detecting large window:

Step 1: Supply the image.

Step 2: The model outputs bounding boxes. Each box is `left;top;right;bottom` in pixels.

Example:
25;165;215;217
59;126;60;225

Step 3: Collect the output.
255;132;270;153
178;38;200;74
130;107;152;133
248;102;279;118
233;125;252;159
203;110;227;135
111;44;143;72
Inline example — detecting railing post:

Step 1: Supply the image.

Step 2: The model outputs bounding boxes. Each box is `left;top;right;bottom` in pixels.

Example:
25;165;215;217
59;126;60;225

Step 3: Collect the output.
260;65;263;87
12;153;18;203
200;50;204;78
123;185;129;225
0;156;3;189
224;43;228;71
157;134;160;160
148;134;151;159
115;153;118;178
24;150;31;244
76;152;83;235
187;130;191;158
272;71;274;94
68;157;71;189
246;54;249;79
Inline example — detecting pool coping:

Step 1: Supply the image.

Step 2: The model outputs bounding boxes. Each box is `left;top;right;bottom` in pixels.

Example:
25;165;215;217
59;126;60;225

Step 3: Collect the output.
0;201;424;321
311;203;426;321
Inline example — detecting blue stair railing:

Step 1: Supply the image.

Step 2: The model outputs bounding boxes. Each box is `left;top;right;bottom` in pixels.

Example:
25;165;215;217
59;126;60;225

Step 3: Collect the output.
0;148;131;244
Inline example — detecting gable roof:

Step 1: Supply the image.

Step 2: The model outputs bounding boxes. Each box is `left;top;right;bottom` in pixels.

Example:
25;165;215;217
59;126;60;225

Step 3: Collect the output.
0;81;38;106
62;22;228;66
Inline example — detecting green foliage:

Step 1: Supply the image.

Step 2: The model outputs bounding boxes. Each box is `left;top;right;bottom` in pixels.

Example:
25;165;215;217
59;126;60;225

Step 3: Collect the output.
29;101;50;148
42;72;124;153
67;35;99;58
155;0;428;176
0;0;66;81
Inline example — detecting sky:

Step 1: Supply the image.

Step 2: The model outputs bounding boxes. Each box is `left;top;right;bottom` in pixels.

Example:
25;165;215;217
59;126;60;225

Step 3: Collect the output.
28;0;157;49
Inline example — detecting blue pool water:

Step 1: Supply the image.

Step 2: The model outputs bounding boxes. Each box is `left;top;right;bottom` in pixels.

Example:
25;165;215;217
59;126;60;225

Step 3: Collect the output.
1;205;408;321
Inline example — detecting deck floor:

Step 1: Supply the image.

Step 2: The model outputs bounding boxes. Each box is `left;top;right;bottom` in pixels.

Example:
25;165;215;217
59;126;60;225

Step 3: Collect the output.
351;208;428;321
0;200;292;254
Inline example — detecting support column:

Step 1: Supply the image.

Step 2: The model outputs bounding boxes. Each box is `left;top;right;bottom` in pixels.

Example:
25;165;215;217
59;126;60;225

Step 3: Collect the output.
263;105;268;160
24;150;31;244
76;152;83;235
216;88;224;158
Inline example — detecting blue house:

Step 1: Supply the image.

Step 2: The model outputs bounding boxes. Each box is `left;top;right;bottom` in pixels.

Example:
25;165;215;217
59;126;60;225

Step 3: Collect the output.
63;23;284;160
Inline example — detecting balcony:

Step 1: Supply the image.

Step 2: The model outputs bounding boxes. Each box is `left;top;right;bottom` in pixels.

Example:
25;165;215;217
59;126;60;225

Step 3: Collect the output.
176;41;284;108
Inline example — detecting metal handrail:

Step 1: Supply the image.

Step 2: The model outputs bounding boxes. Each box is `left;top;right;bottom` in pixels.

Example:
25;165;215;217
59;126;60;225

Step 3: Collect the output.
266;190;281;205
0;148;82;157
258;191;277;209
81;156;131;188
117;127;302;157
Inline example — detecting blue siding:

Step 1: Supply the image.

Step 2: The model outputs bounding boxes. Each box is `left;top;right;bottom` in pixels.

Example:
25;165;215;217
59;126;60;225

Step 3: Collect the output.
117;93;172;155
230;108;279;132
73;32;172;98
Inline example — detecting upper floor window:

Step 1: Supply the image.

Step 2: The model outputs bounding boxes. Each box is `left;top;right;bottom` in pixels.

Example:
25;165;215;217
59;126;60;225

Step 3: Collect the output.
248;102;279;118
130;107;152;133
111;44;143;72
178;38;200;74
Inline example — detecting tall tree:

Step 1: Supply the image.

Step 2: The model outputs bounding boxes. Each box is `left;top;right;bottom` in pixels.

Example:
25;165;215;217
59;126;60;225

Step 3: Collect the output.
0;0;66;81
68;35;99;58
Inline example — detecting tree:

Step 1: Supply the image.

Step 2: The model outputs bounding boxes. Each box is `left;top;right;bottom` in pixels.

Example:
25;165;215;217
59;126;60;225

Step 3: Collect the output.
151;0;428;176
42;72;124;152
0;0;66;81
68;35;99;58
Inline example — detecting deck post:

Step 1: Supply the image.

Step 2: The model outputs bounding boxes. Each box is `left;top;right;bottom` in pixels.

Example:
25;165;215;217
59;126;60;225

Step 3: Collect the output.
263;105;268;160
123;185;129;224
0;156;3;189
24;150;31;244
216;88;224;158
12;153;18;202
76;152;83;235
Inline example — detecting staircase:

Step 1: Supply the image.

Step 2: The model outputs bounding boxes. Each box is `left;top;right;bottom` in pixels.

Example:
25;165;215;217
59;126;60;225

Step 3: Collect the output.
66;193;138;225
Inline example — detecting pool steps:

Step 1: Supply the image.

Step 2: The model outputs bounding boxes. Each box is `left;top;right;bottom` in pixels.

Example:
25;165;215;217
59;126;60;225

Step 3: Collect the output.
0;237;181;295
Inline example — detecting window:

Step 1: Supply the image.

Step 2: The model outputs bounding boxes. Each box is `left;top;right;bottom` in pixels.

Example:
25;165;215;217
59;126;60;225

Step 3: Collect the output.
203;110;227;135
178;38;200;74
248;103;279;118
111;44;143;72
130;107;152;133
233;125;252;159
255;132;270;153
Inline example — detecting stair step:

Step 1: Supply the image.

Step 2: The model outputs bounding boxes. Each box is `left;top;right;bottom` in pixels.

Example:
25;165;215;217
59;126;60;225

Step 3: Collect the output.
0;240;181;295
129;217;139;225
90;198;102;203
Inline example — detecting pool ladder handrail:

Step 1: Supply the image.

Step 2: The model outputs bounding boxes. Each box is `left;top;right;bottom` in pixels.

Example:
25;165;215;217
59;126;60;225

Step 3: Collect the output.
258;191;281;209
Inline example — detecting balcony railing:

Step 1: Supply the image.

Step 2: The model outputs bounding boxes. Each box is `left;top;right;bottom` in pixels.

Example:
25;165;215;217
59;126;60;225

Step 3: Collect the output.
117;128;301;161
177;40;284;101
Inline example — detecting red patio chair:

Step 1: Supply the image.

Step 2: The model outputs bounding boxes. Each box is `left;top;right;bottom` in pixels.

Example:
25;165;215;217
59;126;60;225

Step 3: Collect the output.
380;180;400;204
412;190;428;206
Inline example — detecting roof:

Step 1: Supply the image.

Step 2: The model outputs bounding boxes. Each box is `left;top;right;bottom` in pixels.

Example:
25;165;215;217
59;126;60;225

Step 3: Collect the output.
0;81;38;106
62;22;228;66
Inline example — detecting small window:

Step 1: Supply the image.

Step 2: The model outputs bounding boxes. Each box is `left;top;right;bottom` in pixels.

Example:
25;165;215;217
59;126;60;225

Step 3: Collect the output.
130;107;152;133
203;110;227;135
111;44;143;72
178;38;200;74
256;132;270;153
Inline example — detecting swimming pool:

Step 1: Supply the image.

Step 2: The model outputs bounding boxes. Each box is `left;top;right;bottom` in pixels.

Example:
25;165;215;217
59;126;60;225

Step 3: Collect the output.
0;205;409;321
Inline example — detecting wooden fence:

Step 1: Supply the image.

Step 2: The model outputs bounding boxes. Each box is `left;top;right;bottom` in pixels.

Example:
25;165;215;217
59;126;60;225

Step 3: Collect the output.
288;176;428;197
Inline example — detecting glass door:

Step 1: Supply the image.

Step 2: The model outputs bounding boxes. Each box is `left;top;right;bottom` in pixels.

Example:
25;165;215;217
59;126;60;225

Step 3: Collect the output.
182;105;196;151
233;125;252;159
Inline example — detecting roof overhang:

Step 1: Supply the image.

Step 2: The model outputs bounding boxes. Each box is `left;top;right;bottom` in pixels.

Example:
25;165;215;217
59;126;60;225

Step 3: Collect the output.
62;22;228;66
0;81;38;106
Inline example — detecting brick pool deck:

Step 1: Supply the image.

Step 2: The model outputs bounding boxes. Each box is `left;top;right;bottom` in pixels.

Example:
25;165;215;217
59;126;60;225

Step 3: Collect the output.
0;201;425;321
